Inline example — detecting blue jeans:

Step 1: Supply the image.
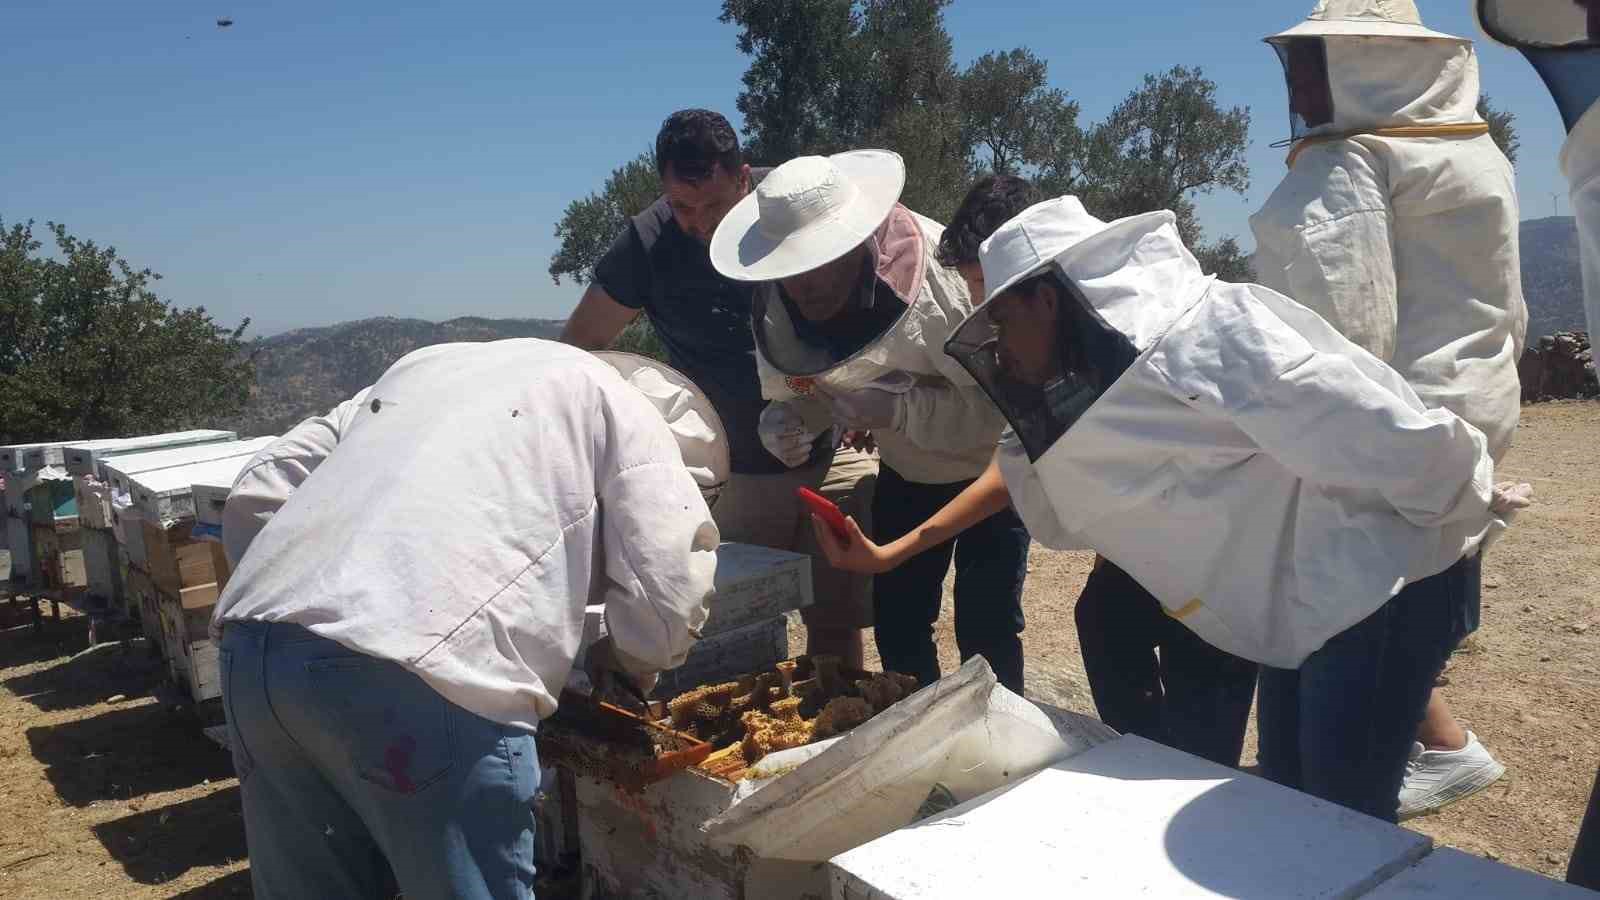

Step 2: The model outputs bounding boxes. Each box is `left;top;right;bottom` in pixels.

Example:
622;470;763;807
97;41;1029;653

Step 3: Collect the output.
1075;559;1257;768
1257;554;1481;823
221;621;539;899
872;464;1030;694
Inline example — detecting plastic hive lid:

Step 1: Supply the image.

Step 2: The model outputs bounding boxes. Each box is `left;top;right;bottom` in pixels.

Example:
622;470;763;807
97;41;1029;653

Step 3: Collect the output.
61;431;235;477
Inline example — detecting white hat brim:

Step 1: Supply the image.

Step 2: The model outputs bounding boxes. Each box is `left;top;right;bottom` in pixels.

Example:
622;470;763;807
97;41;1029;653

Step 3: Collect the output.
1268;19;1467;42
710;150;906;283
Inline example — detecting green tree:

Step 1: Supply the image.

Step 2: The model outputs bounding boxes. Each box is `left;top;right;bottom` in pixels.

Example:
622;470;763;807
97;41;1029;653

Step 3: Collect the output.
719;0;862;162
959;48;1080;177
548;151;662;285
1070;66;1253;280
1479;95;1520;166
721;0;971;219
0;218;255;444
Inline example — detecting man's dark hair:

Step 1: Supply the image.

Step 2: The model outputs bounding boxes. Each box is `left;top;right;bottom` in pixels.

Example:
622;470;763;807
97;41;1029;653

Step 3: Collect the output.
937;175;1039;267
656;109;742;183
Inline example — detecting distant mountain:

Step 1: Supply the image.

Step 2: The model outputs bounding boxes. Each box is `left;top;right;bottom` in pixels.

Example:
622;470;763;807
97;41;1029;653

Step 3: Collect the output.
1248;217;1588;340
1519;217;1588;340
225;316;565;436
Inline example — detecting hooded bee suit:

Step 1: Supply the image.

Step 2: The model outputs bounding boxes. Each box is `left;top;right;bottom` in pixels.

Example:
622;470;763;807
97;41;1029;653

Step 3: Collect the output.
953;196;1511;671
1475;0;1600;887
1249;0;1528;463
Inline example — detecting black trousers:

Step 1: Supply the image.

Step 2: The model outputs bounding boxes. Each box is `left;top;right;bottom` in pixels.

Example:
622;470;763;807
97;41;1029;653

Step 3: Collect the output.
871;464;1029;695
1572;765;1600;889
1074;559;1257;767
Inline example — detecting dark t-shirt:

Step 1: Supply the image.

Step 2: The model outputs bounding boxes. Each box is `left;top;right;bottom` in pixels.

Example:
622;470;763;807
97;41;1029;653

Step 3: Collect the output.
593;170;821;475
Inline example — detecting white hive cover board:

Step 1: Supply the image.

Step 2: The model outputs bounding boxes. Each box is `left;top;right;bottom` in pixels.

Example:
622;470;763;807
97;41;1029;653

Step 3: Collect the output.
1;442;57;473
100;437;274;494
62;430;235;476
828;734;1431;900
128;450;268;524
1363;848;1598;899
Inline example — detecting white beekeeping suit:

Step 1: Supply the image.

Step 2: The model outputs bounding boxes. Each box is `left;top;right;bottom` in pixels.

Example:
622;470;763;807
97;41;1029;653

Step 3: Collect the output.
213;340;727;730
948;196;1507;669
1250;0;1528;463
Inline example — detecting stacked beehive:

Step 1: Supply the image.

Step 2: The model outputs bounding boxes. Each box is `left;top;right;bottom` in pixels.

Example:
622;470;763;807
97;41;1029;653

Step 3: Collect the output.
62;431;235;616
103;438;273;701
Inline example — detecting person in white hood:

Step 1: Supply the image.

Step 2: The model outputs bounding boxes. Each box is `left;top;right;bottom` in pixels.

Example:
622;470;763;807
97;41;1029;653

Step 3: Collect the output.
211;339;723;899
709;150;1027;694
1473;0;1600;887
816;196;1529;823
1249;0;1527;820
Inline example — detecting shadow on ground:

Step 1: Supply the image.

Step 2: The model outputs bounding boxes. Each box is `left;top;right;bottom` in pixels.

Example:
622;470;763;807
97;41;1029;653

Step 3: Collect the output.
169;867;254;898
0;612;93;670
5;635;165;712
92;786;248;886
26;701;236;807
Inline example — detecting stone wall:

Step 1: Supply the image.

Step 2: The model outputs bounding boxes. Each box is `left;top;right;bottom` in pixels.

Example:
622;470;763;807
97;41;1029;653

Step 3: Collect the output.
1520;332;1598;402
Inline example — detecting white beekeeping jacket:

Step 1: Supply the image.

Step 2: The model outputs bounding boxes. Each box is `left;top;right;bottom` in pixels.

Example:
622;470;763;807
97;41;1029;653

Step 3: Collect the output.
961;199;1507;670
1250;26;1527;463
213;340;718;730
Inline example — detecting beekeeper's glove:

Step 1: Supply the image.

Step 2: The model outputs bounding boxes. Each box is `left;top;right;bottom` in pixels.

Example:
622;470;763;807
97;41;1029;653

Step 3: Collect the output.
583;636;653;714
759;401;823;468
825;388;902;431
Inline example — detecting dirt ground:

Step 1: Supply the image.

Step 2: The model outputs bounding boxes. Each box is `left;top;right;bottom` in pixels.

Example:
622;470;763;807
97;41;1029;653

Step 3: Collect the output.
0;401;1595;897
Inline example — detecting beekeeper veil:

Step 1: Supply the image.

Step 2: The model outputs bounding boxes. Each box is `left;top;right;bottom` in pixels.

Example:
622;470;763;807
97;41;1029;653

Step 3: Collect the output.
1476;0;1600;342
943;198;1155;463
594;352;730;506
708;151;913;391
1266;1;1477;147
1476;0;1600;131
1477;0;1600;50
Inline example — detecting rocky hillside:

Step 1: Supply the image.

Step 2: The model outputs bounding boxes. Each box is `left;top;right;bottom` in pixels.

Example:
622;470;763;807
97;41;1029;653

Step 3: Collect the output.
225;316;564;436
1519;216;1588;340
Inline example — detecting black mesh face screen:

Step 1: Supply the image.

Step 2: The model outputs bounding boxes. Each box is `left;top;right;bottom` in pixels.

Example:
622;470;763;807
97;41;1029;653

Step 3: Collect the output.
1276;38;1335;140
944;271;1140;463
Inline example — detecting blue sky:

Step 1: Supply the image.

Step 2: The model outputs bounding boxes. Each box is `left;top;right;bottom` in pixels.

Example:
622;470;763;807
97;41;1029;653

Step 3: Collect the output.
2;2;1572;336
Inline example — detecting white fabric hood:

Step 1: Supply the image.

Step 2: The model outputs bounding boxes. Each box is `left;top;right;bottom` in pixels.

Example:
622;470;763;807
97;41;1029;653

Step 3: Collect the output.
1268;28;1483;141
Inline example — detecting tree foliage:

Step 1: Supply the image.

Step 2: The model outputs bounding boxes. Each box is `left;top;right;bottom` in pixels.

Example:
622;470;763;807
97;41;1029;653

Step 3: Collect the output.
552;4;1256;285
1479;94;1520;167
0;218;255;444
548;151;661;285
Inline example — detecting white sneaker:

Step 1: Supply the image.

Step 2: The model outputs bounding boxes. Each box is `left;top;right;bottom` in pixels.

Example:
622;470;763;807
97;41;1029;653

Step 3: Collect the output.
1397;731;1506;820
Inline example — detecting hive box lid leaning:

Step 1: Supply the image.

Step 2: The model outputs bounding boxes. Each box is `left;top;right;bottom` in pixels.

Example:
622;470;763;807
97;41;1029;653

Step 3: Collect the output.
827;734;1432;900
100;437;274;494
62;430;236;477
129;452;268;525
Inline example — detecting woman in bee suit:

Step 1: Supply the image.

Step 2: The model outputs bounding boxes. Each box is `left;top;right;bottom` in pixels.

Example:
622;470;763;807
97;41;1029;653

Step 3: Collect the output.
1249;0;1528;821
1474;1;1600;886
212;339;725;900
814;195;1532;823
709;151;1028;694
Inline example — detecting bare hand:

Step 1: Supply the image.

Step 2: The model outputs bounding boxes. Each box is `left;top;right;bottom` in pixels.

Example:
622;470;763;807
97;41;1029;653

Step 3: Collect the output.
810;513;900;575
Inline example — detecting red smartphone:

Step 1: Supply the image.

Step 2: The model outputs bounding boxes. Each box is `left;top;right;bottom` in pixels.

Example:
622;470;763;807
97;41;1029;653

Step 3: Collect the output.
796;487;851;544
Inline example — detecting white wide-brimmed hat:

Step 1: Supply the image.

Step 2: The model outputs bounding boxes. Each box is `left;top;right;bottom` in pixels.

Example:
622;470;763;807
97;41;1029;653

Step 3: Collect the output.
593;352;729;497
710;150;906;283
1268;0;1466;43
